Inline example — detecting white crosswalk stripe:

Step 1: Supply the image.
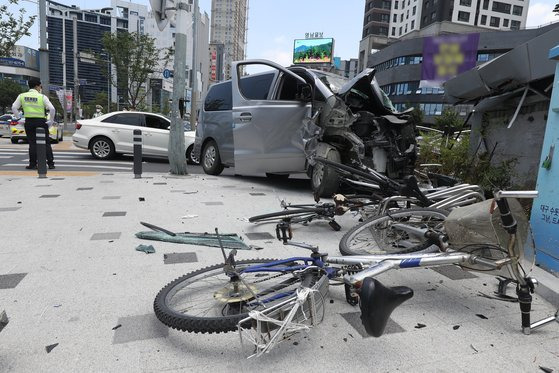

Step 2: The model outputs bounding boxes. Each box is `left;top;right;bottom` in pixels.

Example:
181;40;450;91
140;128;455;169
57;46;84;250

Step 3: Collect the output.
1;164;132;170
22;158;133;165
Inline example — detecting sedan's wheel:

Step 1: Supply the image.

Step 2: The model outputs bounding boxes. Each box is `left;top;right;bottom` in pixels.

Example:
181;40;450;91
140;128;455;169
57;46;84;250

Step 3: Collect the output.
90;137;116;160
201;140;224;175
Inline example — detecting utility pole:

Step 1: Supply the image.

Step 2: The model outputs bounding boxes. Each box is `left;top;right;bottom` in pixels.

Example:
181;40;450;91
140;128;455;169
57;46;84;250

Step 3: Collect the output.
73;16;80;121
168;1;189;175
38;0;49;94
189;0;198;129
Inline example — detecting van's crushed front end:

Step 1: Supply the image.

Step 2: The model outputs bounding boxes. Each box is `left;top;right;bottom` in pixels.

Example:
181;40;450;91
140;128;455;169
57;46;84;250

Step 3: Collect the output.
303;68;418;180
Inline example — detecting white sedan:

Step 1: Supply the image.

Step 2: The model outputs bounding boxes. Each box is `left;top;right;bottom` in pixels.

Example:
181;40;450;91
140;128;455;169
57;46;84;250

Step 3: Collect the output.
72;111;197;163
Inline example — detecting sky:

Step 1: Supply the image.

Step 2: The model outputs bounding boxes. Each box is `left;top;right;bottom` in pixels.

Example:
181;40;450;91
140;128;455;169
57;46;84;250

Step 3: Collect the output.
13;0;559;67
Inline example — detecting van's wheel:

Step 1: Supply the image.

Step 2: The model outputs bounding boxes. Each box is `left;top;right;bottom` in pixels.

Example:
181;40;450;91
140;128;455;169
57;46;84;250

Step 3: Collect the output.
311;148;340;198
186;145;198;165
201;140;224;175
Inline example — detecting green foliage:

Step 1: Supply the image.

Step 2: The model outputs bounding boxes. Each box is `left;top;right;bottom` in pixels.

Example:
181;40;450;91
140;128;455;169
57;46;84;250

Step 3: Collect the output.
434;108;463;131
418;131;517;193
92;32;171;110
82;92;117;118
554;4;559;15
0;0;36;57
418;109;517;193
0;78;23;113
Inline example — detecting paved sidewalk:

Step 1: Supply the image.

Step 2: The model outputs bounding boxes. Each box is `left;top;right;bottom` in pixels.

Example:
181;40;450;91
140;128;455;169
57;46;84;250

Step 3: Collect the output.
0;172;558;372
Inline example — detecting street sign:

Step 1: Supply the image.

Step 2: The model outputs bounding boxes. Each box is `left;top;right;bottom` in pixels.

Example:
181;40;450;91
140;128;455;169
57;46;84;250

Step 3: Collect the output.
163;69;173;79
150;0;168;31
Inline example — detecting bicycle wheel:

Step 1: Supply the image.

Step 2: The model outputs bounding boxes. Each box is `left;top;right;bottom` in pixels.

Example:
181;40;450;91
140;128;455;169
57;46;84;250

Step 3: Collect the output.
153;259;320;334
248;208;326;223
339;208;449;256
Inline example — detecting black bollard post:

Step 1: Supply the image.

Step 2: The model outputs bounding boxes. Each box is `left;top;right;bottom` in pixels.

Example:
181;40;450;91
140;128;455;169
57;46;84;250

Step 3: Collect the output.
133;129;142;179
36;127;47;178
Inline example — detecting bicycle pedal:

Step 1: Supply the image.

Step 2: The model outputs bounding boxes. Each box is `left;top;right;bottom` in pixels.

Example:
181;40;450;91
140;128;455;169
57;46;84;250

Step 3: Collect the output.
329;220;341;231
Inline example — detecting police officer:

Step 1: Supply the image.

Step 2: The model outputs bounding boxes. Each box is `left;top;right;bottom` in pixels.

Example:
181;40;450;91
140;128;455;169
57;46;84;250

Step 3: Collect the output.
11;79;56;169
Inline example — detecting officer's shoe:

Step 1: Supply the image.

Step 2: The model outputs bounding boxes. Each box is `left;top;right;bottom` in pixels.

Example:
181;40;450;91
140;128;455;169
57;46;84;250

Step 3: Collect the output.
48;163;55;170
25;164;37;170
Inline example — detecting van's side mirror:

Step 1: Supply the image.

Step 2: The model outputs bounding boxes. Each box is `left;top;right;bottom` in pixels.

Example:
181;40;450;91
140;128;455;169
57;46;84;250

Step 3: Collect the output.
297;84;312;102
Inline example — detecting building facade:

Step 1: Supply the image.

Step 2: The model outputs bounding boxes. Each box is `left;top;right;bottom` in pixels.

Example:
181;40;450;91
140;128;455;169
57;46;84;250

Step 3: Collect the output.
209;43;225;83
46;0;209;113
366;23;558;122
333;58;359;79
210;0;248;80
360;0;531;72
0;45;40;86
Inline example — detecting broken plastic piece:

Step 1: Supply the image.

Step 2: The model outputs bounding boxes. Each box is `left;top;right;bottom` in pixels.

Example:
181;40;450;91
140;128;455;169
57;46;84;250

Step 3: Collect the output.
135;231;251;250
135;244;156;254
139;197;145;201
112;324;122;330
181;214;199;219
45;343;59;353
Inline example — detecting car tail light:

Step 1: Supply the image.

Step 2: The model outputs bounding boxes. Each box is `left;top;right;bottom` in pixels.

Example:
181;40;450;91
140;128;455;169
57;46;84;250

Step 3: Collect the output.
10;120;18;126
75;122;82;130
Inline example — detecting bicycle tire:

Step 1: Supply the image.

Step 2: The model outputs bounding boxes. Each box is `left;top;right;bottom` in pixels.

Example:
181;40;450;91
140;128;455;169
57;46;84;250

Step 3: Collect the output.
339;208;449;256
153;259;321;334
248;208;327;223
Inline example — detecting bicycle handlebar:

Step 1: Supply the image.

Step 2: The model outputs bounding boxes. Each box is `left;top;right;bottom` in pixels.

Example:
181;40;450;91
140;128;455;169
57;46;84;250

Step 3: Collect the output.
493;190;538;235
494;190;538;200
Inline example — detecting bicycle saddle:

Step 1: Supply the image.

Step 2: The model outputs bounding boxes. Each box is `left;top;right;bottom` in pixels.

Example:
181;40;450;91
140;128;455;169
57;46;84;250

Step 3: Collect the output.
359;278;413;337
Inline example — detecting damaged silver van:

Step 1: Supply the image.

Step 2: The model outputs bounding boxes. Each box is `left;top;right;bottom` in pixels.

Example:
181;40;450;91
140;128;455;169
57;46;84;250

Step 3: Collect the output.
192;59;418;197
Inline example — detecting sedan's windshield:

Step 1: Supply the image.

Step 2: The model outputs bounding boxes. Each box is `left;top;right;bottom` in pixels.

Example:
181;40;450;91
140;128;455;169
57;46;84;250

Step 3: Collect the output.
312;71;348;94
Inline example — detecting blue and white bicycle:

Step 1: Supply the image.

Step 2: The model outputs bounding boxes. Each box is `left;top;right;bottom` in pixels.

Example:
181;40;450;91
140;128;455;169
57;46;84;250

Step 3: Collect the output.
153;190;558;357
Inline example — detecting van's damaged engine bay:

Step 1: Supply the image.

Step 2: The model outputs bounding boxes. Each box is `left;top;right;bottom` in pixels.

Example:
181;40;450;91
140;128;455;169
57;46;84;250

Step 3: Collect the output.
302;68;418;181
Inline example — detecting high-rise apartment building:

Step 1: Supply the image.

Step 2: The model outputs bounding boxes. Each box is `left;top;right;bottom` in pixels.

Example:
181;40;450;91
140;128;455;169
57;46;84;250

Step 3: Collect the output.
210;0;248;80
359;0;530;71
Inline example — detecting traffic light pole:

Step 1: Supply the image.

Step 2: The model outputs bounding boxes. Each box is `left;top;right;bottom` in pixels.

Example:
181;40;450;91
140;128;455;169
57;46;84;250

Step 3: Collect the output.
168;1;189;175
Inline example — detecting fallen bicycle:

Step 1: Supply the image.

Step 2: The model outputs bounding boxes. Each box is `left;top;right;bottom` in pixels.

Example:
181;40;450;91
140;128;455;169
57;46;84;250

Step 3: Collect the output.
153;190;558;357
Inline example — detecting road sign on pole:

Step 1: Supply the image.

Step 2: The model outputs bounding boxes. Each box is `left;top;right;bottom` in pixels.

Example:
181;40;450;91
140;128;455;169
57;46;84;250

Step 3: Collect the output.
163;69;173;79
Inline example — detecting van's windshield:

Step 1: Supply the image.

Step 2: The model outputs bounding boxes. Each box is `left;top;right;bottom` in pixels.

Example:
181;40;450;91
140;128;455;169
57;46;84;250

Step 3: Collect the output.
312;72;348;94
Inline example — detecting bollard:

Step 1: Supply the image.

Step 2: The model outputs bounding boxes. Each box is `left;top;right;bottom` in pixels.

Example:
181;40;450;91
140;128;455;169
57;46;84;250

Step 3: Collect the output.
36;127;47;178
133;129;142;179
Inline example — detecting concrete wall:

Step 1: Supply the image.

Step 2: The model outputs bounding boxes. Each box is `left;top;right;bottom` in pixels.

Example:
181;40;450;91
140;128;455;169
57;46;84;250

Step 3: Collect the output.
469;99;549;189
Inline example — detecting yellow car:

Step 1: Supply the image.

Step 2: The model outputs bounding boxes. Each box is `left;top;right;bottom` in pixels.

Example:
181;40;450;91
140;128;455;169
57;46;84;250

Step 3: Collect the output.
10;117;64;144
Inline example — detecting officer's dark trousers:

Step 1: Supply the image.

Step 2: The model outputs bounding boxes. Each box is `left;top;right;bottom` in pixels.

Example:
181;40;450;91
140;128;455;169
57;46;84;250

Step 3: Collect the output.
24;118;54;166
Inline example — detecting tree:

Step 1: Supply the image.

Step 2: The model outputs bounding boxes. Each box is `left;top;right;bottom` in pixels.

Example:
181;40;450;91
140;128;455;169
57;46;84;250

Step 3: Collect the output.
554;4;559;15
0;0;36;57
94;32;171;110
0;79;24;113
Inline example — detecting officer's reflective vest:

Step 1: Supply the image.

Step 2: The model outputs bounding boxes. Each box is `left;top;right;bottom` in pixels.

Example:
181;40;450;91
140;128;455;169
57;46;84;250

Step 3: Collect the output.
20;90;46;119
